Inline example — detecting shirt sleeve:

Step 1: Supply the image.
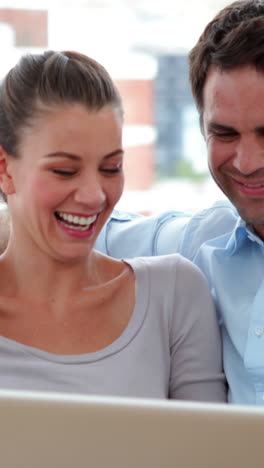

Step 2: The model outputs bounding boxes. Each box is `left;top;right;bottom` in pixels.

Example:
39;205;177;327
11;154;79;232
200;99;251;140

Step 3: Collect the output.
156;216;190;255
95;201;238;261
95;210;192;258
168;255;227;402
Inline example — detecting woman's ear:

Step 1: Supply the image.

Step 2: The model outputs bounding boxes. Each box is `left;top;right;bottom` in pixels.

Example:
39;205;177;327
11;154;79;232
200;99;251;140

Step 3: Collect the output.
0;145;15;196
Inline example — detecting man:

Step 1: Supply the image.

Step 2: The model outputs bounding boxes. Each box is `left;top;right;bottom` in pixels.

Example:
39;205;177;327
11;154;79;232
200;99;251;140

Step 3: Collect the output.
95;0;264;405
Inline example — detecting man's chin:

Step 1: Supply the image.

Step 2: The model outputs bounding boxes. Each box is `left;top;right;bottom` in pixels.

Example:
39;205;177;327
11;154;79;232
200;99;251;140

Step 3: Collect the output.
234;203;264;228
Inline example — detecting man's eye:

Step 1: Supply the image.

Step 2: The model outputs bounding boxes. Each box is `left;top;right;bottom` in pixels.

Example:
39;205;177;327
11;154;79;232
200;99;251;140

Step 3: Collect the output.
52;169;76;177
214;132;238;141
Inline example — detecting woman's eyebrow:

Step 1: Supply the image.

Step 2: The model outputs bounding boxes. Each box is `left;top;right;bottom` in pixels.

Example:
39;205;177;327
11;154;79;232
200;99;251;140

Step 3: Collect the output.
44;152;81;160
44;149;124;160
104;149;124;159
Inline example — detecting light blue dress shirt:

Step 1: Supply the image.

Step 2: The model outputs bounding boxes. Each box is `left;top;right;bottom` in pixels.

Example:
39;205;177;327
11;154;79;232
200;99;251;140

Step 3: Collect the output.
95;200;264;405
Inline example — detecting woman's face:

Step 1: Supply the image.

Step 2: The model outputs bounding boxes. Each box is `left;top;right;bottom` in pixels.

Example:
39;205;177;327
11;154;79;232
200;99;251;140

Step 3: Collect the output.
3;103;124;262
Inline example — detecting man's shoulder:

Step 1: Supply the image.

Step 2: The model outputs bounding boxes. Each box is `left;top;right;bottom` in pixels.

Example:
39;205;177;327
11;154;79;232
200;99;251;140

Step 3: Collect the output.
178;200;238;259
186;200;238;233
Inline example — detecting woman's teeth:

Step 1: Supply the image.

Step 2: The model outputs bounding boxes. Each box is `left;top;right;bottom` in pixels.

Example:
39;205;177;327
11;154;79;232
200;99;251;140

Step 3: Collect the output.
56;212;97;230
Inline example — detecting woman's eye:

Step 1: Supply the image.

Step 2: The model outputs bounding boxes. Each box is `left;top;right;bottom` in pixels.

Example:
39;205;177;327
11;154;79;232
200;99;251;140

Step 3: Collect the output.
101;163;123;175
102;168;121;174
52;169;76;177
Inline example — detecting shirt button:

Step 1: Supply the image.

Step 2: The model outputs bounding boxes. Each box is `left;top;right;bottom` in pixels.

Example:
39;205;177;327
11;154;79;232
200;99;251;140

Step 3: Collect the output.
255;327;264;337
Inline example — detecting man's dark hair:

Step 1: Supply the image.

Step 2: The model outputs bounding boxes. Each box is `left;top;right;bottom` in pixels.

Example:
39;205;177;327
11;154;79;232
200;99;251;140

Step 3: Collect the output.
189;0;264;122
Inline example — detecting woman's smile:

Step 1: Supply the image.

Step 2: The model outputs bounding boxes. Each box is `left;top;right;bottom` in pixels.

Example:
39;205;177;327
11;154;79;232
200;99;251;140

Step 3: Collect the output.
55;211;98;238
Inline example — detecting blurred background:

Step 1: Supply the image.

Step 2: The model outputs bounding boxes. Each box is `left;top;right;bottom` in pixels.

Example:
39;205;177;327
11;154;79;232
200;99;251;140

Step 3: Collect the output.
0;0;228;214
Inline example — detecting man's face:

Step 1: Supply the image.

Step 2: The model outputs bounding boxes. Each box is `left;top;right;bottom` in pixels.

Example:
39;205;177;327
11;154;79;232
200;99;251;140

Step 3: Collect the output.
203;65;264;239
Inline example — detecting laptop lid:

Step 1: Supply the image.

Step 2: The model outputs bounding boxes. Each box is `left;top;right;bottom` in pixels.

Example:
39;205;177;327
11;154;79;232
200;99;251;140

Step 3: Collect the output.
0;390;263;468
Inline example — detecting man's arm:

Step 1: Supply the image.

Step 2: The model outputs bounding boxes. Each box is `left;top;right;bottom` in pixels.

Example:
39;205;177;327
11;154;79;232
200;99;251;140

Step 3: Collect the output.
95;201;239;261
95;209;192;259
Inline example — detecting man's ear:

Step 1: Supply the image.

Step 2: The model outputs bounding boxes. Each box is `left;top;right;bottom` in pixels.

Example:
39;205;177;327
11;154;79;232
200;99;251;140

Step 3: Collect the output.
0;145;15;196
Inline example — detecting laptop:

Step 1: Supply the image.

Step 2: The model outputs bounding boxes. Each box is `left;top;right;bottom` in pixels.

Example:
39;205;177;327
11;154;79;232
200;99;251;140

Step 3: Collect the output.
0;389;263;468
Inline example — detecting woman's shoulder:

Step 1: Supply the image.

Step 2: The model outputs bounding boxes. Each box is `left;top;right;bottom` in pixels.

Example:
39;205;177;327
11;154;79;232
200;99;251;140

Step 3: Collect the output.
124;253;206;279
125;254;211;311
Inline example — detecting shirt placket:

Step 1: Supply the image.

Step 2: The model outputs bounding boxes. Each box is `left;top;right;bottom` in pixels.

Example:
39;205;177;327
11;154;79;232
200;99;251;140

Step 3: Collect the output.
244;284;264;405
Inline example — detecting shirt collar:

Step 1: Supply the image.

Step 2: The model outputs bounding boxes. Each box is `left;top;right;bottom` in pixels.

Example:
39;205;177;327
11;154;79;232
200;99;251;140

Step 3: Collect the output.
225;217;264;255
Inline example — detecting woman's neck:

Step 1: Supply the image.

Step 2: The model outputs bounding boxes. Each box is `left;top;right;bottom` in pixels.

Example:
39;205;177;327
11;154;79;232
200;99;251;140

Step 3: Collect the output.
0;238;102;303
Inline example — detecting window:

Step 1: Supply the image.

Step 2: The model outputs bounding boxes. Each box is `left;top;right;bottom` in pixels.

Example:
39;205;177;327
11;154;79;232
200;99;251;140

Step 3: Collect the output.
0;0;228;213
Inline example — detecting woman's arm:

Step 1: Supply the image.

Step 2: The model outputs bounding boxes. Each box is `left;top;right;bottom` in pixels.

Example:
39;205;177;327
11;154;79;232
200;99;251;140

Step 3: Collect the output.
169;256;227;402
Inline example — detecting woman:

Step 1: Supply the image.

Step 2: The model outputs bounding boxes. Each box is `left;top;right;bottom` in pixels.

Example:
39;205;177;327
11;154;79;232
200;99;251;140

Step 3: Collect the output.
0;50;226;401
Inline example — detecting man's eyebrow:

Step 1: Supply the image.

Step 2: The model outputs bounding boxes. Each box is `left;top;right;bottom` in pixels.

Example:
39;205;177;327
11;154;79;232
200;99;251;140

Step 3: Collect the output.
44;149;124;160
208;122;264;135
207;122;237;133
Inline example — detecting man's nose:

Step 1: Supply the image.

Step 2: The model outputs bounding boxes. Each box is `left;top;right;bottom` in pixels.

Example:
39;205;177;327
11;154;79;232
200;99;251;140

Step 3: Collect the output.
233;135;264;175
